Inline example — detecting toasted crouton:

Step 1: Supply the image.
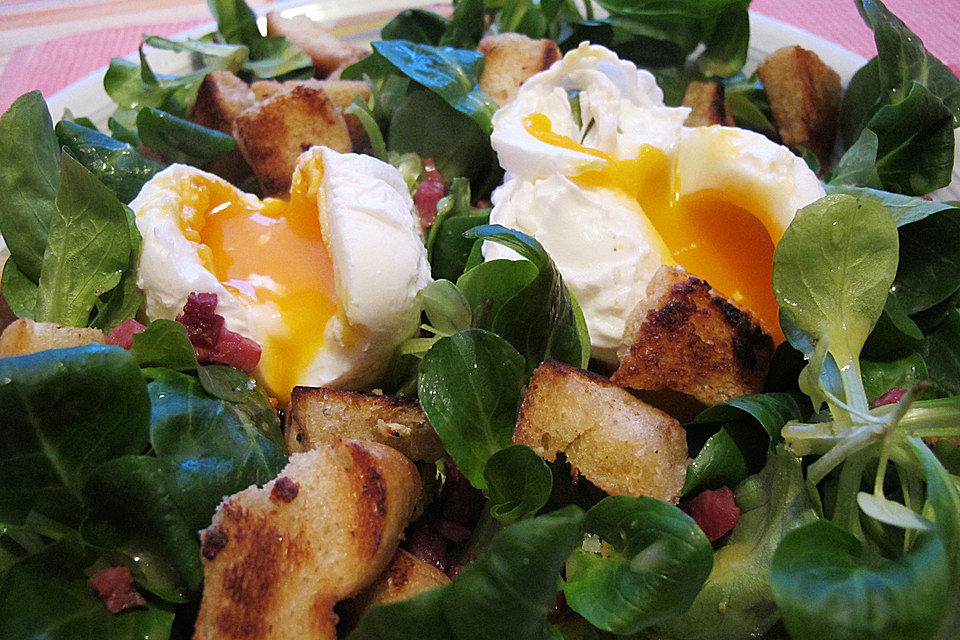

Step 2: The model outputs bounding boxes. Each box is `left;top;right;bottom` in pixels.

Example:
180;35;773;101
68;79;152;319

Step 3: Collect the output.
266;11;367;78
190;70;257;184
339;549;450;629
757;45;842;167
233;84;352;196
612;266;774;405
478;33;560;105
194;439;421;640
514;360;689;503
0;318;104;358
682;80;735;127
287;387;445;462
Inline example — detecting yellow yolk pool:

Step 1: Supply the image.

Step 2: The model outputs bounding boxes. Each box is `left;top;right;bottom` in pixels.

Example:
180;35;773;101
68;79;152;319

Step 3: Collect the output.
525;113;784;342
176;172;339;400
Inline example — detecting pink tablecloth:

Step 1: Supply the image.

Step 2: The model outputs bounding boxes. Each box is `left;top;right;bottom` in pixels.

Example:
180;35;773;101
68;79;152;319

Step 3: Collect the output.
0;0;957;113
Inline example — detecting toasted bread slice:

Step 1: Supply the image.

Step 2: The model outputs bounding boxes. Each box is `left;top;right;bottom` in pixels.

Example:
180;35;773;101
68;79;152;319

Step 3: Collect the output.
266;11;367;78
287;387;445;463
612;266;774;405
681;80;735;127
514;360;689;503
757;45;841;167
193;439;421;640
478;33;560;105
339;549;450;629
233;84;351;196
0;318;104;357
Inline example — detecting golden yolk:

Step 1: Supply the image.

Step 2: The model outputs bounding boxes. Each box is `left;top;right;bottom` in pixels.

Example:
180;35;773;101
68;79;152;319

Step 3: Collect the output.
178;171;338;402
525;114;783;342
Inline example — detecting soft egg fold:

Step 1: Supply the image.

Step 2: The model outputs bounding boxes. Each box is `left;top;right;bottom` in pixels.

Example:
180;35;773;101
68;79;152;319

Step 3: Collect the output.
132;146;432;402
486;43;825;363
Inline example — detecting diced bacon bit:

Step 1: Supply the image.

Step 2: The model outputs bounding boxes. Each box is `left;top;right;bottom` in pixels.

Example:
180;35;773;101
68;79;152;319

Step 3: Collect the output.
175;292;261;374
440;460;484;527
686;486;740;543
403;517;448;572
428;516;471;545
413;159;445;228
88;566;146;613
873;387;907;408
445;554;476;580
104;319;147;350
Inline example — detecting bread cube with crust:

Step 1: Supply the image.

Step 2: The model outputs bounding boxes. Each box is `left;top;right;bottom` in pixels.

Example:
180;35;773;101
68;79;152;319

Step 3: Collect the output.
681;80;735;127
190;70;257;184
0;318;104;358
478;33;561;105
339;549;450;629
233;83;352;196
514;360;689;504
286;387;445;463
757;45;842;167
266;11;367;78
193;439;421;640
611;266;774;405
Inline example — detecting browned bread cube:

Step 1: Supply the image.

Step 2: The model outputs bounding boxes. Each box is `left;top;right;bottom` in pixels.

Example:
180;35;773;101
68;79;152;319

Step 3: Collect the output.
612;266;774;406
266;11;367;78
193;439;421;640
514;360;689;504
233;84;351;196
339;549;450;630
478;33;561;105
0;317;104;357
287;387;445;463
190;70;255;134
757;45;842;167
682;80;735;127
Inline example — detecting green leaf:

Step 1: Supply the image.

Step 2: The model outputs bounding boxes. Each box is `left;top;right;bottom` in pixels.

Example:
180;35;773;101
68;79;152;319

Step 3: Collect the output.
82;456;204;600
868;82;956;196
55;119;163;205
130;319;199;371
771;519;949;640
418;329;526;489
840;56;882;147
381;9;448;45
207;0;260;45
773;194;899;415
831;127;882;189
824;183;955;227
372;40;498;134
89;206;144;332
924;310;960;396
0;345;151;527
0;259;39;319
890;209;960;315
655;449;818;640
458;258;538;328
143;34;248;72
690;393;804;446
34;152;132;328
465;225;590;373
419;279;472;337
484;445;553;524
564;496;713;634
861;352;928;403
697;7;749;77
388;89;495;190
0;538;174;640
0;91;60;283
136;106;236;167
243;35;313;80
348;506;585;640
439;0;485;49
148;369;286;531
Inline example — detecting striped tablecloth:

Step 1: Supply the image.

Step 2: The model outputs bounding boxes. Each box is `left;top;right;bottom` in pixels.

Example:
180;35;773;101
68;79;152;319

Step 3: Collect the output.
0;0;957;113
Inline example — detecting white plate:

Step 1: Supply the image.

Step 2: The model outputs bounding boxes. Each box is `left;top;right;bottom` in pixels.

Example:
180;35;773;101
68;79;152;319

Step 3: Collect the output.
47;0;960;200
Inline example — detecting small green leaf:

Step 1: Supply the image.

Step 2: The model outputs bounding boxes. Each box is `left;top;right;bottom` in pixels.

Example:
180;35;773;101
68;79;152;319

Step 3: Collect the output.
484;445;553;524
136;107;236;167
130;319;199;371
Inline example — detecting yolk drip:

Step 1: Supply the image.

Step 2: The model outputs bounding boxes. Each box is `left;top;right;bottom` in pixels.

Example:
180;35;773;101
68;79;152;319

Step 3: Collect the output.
525;113;783;342
178;170;338;401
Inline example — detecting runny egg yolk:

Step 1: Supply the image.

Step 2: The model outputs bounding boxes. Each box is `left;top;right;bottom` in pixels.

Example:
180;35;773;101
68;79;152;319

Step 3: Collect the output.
176;166;338;401
525;114;784;342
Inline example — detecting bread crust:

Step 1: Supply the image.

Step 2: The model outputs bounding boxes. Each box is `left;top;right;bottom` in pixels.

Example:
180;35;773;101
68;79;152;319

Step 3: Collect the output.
193;439;421;640
612;266;774;405
478;33;560;105
514;360;689;503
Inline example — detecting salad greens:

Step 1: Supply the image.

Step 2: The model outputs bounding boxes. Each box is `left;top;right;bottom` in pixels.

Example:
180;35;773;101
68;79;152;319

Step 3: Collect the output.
0;0;959;639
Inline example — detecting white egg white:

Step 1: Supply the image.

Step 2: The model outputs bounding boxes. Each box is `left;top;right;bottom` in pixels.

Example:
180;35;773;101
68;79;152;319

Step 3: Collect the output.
131;146;432;398
485;43;826;364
